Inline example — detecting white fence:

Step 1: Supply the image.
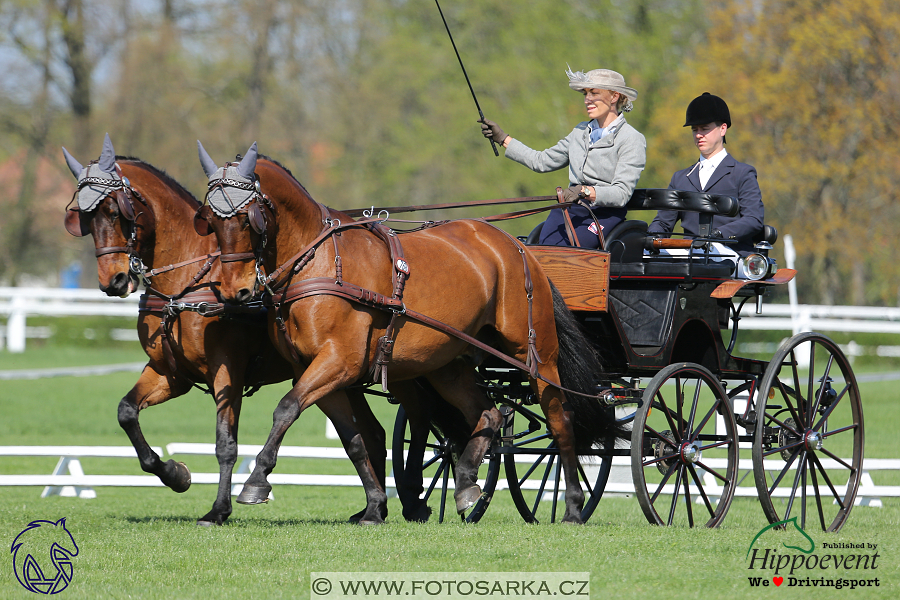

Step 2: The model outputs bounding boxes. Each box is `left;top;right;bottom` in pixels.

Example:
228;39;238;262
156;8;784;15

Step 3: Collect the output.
1;445;897;508
4;286;900;353
0;287;139;352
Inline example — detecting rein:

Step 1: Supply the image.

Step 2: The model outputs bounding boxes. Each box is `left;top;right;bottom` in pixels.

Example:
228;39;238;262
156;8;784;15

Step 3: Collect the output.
208;175;603;400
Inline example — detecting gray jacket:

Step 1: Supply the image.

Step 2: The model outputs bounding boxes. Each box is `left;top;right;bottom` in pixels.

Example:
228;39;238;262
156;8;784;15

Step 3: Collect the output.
504;115;646;207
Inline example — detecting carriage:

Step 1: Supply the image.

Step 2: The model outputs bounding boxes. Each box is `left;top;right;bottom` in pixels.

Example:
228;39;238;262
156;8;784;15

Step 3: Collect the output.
389;189;863;532
64;138;863;532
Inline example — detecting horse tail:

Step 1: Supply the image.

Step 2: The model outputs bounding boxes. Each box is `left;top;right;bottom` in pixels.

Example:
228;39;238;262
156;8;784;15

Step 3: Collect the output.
550;282;628;452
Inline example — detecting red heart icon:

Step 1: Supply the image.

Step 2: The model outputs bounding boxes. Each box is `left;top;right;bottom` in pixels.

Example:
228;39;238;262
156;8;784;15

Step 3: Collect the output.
773;577;783;586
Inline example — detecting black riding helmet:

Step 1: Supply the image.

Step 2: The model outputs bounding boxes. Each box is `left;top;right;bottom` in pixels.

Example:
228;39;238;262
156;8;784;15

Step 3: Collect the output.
684;92;731;127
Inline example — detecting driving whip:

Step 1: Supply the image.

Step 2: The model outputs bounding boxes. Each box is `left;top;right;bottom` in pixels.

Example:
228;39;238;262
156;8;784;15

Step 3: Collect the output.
434;0;499;157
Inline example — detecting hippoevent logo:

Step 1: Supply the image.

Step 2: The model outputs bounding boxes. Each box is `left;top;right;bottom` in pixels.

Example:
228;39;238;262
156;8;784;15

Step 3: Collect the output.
745;517;880;590
10;518;79;594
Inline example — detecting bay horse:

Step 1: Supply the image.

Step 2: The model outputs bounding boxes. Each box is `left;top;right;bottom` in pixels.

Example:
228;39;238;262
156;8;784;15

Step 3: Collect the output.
194;141;625;523
62;135;391;525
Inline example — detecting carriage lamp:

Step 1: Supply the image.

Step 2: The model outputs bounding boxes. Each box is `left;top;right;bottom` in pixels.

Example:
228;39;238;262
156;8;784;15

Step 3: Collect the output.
739;253;770;280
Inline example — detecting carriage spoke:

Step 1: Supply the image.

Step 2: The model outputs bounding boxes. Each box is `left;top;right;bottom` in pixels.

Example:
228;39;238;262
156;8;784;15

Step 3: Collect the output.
422;454;442;470
783;450;807;525
517;452;551;488
809;457;828;531
675;379;685;437
817;447;855;472
530;455;556;518
688;400;720;445
512;433;553;448
643;423;679;449
813;384;851;432
550;459;562;524
683;466;694;528
762;438;804;459
655;392;683;439
685;379;702;433
788;350;807;425
801;454;808;528
439;457;451;523
695;459;731;485
763;411;803;439
774;378;804;430
667;465;685;526
687;464;717;518
651;461;678;504
806;343;817;427
809;453;847;510
810;355;835;419
768;447;802;495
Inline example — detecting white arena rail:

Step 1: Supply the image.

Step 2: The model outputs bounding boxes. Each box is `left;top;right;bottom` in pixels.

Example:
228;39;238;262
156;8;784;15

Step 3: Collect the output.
1;445;898;508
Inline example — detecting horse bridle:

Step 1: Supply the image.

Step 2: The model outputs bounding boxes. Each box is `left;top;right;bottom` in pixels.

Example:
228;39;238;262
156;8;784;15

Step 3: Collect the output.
203;167;277;296
65;164;155;287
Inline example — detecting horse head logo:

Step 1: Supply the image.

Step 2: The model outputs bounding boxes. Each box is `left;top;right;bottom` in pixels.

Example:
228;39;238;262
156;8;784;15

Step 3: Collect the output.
11;518;79;594
746;516;816;559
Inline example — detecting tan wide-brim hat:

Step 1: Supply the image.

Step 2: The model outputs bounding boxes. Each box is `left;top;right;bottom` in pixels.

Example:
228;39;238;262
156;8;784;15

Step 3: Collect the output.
566;67;638;101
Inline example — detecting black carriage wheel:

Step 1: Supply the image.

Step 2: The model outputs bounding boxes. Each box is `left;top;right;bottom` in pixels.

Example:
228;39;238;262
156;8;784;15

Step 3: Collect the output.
501;404;614;524
752;332;864;532
391;406;500;523
631;363;738;527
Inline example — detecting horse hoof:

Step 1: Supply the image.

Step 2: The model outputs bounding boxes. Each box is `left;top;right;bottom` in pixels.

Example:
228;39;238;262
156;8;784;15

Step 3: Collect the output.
454;485;483;514
403;503;432;523
561;515;584;525
357;515;385;526
348;506;388;523
347;508;366;524
196;511;228;527
236;484;271;505
164;460;191;493
196;519;217;527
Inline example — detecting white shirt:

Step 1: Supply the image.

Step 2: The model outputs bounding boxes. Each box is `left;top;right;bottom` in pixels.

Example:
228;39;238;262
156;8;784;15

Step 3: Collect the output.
699;149;728;189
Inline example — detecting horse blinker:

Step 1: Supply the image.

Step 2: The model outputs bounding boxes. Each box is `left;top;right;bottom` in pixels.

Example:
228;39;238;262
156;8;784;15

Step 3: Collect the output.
64;207;91;237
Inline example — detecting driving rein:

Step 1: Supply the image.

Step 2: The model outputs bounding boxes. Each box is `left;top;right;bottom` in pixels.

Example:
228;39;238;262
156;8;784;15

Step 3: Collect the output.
206;176;588;396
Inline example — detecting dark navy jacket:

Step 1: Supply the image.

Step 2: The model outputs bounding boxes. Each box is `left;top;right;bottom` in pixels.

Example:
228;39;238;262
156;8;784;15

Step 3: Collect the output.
648;152;764;254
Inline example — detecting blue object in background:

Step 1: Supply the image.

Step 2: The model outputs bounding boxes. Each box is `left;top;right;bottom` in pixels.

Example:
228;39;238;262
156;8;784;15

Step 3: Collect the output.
60;261;82;288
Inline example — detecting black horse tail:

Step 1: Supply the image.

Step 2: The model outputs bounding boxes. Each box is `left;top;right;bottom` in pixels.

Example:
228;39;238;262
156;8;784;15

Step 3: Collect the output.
551;282;628;452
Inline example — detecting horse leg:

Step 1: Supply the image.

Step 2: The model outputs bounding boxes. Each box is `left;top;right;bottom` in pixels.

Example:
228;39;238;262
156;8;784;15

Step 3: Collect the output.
197;362;244;526
425;362;502;515
320;391;387;525
344;388;387;523
535;372;585;524
238;359;387;524
117;363;193;493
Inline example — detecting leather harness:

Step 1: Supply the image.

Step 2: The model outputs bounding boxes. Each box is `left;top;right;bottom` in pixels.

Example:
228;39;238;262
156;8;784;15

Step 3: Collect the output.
243;198;547;393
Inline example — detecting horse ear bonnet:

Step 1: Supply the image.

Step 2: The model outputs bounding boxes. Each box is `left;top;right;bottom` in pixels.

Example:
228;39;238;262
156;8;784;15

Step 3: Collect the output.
204;142;260;218
73;135;123;212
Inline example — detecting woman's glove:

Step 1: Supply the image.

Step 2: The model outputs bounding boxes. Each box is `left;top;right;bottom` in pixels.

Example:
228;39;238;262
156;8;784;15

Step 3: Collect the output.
560;186;587;203
479;119;507;144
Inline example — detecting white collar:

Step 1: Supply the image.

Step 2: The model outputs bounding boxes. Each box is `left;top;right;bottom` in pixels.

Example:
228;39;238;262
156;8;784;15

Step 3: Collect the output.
700;148;728;169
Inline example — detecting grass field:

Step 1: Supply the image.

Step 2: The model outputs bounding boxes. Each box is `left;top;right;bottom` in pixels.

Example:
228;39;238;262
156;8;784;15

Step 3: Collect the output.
1;346;898;599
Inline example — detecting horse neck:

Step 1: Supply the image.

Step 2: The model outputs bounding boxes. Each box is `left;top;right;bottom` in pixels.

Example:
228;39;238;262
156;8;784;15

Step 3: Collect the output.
121;162;212;293
259;163;327;269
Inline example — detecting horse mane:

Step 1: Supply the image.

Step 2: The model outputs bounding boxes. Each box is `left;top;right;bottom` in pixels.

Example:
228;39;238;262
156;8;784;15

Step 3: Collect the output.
116;155;200;209
256;154;314;199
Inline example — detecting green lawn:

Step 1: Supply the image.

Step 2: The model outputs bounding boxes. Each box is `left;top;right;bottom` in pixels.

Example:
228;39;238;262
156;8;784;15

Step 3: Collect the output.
1;347;898;599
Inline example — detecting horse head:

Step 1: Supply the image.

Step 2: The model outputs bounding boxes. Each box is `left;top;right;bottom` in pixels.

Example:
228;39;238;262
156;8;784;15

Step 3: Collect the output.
11;518;79;594
62;134;151;297
194;140;273;303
